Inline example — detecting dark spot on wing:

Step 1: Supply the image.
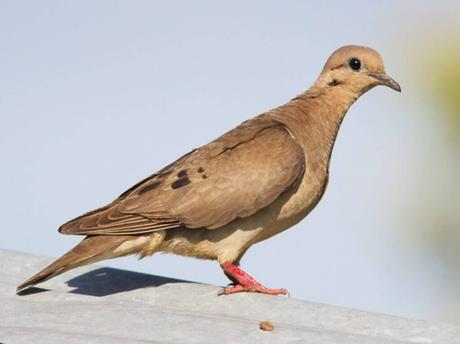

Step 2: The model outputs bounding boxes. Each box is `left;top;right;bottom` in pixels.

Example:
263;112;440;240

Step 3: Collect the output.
138;181;161;195
177;169;188;178
202;174;208;179
328;79;341;87
171;177;191;189
197;167;205;173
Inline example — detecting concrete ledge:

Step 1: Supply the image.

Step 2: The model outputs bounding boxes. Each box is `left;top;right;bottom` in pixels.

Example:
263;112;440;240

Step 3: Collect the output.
1;249;460;343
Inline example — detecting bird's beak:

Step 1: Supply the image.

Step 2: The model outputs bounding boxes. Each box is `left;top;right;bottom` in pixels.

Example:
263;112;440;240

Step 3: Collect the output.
369;73;401;92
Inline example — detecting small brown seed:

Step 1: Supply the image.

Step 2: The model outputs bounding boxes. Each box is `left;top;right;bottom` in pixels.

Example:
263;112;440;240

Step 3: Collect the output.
259;320;274;331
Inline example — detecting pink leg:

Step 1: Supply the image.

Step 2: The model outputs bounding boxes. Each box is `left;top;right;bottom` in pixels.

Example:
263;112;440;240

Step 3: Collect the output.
219;262;288;296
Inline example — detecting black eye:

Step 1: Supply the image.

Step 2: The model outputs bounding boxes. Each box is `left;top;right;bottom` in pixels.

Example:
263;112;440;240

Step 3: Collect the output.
348;58;361;71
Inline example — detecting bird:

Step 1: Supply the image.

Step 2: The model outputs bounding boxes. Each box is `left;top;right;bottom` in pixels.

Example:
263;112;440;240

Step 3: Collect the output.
17;45;401;295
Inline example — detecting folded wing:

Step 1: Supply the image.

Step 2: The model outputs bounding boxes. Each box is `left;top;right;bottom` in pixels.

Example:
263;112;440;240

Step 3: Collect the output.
59;118;305;235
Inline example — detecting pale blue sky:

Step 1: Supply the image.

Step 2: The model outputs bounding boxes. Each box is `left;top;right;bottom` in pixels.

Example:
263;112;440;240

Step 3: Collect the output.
2;1;459;322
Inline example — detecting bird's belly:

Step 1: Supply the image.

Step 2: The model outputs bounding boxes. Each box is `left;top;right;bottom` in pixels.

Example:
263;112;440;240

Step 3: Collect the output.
160;223;262;263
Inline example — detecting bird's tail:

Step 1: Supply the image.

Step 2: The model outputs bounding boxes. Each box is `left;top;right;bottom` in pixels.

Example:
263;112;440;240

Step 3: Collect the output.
16;235;146;293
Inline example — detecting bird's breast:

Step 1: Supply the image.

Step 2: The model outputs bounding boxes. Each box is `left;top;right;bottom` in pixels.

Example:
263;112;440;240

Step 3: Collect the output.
282;169;328;223
252;163;329;243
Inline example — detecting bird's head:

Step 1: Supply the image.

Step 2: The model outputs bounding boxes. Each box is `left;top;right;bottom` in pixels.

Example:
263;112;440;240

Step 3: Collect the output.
318;45;401;95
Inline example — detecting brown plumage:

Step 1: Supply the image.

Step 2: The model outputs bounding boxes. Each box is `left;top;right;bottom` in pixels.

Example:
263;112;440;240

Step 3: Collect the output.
17;45;401;294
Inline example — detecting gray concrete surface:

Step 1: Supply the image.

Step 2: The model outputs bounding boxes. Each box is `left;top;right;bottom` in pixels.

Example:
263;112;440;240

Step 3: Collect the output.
1;249;460;344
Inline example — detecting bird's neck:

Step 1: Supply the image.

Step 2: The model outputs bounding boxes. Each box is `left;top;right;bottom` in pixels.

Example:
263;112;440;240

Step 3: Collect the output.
268;84;360;173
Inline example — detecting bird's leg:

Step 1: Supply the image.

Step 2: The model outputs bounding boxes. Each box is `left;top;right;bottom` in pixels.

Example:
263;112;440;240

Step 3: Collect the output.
219;262;288;296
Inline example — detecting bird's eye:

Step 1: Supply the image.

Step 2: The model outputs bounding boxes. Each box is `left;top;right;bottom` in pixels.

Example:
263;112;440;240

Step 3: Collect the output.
348;58;361;71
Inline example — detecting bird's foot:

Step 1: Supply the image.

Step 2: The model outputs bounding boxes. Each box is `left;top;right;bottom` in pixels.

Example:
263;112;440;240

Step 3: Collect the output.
219;283;288;295
218;262;289;296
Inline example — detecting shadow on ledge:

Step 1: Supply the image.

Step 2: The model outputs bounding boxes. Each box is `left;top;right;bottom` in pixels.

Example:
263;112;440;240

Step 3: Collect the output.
17;286;50;296
66;267;192;297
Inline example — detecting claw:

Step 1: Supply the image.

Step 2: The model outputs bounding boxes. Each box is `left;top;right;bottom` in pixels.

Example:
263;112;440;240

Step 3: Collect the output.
219;262;289;296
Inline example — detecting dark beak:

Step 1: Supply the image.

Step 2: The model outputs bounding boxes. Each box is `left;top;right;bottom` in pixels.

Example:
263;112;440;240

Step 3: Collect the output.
370;73;401;92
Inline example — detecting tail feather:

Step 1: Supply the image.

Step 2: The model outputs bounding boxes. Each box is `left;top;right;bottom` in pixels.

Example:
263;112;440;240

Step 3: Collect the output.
16;235;140;292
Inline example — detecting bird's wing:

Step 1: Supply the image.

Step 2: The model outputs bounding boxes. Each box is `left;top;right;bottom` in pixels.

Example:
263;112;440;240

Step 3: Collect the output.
59;118;305;235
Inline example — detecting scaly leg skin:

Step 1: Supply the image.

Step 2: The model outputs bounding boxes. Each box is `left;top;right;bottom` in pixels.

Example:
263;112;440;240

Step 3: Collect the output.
219;262;288;296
